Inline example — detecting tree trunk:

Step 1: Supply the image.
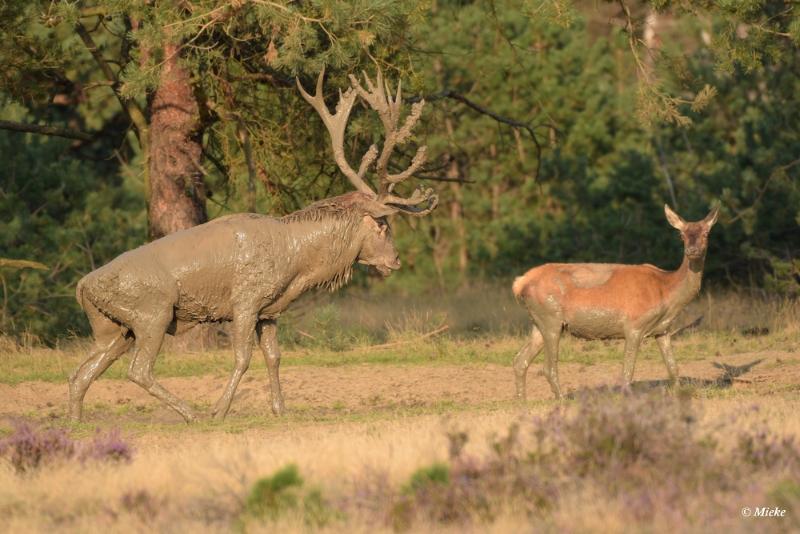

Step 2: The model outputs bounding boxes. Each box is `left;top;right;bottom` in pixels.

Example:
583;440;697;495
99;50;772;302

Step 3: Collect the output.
147;43;207;239
449;177;468;283
444;119;468;286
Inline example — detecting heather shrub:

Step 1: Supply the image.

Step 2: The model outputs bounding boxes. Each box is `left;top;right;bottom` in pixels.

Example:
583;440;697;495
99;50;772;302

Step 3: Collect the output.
81;429;133;463
0;421;75;473
120;489;162;523
0;421;132;473
386;391;800;530
736;428;800;470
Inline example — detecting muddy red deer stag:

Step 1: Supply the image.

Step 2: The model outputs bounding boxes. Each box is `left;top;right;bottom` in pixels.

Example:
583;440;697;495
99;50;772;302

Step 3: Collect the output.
69;68;437;422
512;205;719;399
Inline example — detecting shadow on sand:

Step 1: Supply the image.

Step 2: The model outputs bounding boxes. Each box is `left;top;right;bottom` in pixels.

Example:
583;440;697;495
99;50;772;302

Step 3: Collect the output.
566;359;765;398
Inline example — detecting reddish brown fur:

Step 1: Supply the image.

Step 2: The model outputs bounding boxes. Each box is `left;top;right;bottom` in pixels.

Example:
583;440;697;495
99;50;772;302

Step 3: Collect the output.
513;263;682;321
512;205;719;399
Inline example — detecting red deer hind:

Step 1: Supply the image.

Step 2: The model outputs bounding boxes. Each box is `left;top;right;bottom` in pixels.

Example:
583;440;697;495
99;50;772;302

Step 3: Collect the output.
512;205;719;399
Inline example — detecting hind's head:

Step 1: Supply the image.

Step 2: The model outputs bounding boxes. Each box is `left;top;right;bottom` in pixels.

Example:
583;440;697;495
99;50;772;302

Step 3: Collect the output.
664;204;720;260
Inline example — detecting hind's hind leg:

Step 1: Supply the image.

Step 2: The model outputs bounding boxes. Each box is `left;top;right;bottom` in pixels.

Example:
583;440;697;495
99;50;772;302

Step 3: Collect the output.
69;305;133;421
513;326;544;400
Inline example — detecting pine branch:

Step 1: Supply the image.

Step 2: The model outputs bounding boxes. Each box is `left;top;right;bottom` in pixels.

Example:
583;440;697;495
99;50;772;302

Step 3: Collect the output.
0;120;93;141
74;21;148;145
410;90;546;181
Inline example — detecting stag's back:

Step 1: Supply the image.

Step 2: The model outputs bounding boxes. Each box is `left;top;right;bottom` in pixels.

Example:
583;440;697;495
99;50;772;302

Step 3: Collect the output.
78;214;295;324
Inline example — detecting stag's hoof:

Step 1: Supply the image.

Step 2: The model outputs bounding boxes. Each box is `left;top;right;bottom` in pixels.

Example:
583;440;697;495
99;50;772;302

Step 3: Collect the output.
179;410;200;424
271;400;285;416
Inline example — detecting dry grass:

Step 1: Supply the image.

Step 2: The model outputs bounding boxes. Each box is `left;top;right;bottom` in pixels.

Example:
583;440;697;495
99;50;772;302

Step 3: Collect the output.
1;395;799;532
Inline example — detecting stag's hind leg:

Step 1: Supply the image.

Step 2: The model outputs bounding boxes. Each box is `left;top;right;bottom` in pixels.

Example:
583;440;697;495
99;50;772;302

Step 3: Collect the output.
69;305;133;421
514;326;544;400
127;310;198;423
257;319;284;416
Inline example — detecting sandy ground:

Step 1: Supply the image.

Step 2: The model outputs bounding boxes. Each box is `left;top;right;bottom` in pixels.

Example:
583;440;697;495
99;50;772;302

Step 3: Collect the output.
1;348;799;533
1;350;796;424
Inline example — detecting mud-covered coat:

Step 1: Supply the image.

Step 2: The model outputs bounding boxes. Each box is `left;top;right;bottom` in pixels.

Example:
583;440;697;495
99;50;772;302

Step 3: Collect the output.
69;192;401;423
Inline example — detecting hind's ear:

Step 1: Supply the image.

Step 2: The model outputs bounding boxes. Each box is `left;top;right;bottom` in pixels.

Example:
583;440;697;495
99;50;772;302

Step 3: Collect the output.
664;204;686;231
704;206;720;228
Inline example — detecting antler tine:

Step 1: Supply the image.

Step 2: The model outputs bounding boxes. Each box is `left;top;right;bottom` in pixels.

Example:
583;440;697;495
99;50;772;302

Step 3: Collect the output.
386;145;427;185
350;73;386;122
297;68;377;197
389;77;402;127
382;187;439;217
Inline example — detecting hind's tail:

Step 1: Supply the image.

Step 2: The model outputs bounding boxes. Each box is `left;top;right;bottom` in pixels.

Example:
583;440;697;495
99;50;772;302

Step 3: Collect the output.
512;275;527;301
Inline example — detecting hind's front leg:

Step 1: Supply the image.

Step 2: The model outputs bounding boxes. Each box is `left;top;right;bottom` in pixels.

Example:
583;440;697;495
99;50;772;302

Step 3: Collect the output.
621;329;644;390
655;334;679;385
257;319;285;416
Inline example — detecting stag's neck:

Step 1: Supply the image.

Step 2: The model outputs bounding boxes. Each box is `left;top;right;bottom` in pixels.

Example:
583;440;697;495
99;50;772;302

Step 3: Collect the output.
667;254;705;310
286;218;362;292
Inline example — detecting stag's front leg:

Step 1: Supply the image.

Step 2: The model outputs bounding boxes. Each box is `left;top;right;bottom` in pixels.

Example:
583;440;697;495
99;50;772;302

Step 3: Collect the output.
257;319;285;416
655;334;679;385
212;311;256;420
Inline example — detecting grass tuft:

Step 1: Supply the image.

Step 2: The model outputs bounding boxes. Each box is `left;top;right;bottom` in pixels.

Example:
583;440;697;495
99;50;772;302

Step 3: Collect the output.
244;464;336;527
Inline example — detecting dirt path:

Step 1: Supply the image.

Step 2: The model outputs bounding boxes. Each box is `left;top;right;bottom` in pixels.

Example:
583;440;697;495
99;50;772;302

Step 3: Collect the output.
1;351;796;423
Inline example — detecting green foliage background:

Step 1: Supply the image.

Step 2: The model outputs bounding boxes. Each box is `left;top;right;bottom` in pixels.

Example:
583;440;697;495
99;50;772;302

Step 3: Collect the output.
1;0;798;341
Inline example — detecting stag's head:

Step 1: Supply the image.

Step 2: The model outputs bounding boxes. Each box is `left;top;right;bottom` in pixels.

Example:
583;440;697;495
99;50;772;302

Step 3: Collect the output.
665;204;720;260
357;214;401;276
297;67;438;278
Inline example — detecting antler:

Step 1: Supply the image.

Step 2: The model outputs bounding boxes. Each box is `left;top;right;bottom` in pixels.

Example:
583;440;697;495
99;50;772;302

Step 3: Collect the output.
348;71;428;196
296;67;378;197
297;68;438;217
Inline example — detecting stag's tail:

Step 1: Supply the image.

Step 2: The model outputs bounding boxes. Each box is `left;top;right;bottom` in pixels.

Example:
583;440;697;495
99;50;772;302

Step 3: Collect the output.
75;275;90;312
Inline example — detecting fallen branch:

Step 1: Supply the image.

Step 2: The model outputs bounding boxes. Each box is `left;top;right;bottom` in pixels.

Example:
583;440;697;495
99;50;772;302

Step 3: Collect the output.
351;324;449;352
0;258;48;270
296;329;316;340
670;314;703;337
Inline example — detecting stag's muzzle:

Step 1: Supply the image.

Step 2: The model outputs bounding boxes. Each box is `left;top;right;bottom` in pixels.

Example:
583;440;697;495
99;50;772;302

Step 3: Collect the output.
375;258;401;277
